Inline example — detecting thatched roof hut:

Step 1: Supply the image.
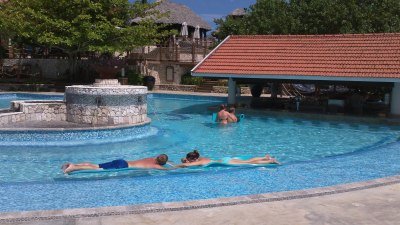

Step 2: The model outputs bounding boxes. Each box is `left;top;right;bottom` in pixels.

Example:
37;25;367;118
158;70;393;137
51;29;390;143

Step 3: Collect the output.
131;0;211;38
230;8;246;17
153;0;211;30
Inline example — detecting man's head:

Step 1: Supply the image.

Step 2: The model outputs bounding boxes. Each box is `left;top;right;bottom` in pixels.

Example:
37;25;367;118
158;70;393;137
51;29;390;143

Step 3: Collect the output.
156;154;168;165
182;150;200;163
219;104;226;111
228;107;236;113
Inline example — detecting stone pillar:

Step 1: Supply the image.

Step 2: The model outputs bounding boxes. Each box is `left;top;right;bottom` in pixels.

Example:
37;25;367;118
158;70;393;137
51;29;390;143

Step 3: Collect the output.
228;77;236;105
391;82;400;116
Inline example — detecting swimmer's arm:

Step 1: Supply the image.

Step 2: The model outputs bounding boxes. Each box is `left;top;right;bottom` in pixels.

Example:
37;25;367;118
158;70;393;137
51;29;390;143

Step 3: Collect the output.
153;165;173;170
173;164;188;168
172;161;205;168
227;113;237;122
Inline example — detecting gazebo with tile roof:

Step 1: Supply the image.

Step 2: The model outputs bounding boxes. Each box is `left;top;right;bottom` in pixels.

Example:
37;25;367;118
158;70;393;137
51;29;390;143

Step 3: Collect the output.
191;33;400;116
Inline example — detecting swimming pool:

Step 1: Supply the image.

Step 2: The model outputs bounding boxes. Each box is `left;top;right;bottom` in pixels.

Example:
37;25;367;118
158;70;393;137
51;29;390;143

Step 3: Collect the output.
0;93;399;212
0;93;63;109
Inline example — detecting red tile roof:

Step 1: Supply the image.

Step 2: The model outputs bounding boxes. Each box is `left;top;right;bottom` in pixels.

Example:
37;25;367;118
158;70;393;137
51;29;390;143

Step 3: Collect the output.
192;34;400;81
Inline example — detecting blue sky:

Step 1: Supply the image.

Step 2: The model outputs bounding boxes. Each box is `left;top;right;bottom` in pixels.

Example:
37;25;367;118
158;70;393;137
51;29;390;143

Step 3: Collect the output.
136;0;257;29
171;0;256;29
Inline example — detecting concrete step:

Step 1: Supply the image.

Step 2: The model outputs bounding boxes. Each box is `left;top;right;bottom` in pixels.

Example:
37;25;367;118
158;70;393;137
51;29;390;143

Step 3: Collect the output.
196;79;219;93
197;86;214;90
196;89;213;93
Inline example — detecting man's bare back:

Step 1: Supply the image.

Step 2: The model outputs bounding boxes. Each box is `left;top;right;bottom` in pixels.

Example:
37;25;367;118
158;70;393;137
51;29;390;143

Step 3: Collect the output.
217;105;230;124
127;158;166;170
61;154;169;174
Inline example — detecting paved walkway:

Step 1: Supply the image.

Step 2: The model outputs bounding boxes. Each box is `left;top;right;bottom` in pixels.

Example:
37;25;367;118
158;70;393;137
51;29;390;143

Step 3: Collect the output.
1;177;399;225
107;183;399;225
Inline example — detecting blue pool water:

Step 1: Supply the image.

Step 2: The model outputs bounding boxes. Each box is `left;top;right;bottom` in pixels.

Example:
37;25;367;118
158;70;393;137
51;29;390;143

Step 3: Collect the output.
0;93;63;109
0;93;399;212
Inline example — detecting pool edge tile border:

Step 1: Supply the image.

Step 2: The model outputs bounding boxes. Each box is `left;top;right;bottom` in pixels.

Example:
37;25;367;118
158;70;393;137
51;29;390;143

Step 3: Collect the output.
1;175;399;224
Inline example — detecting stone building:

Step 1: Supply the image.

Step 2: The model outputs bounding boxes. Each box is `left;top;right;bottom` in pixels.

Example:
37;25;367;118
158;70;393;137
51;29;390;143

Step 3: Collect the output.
1;0;214;87
129;0;213;86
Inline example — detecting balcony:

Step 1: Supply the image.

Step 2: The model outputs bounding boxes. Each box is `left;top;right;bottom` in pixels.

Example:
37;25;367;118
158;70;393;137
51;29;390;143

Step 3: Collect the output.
129;38;215;64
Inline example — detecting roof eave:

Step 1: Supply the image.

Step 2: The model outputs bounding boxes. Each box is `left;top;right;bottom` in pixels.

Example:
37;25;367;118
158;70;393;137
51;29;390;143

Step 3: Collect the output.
191;36;232;74
191;73;400;83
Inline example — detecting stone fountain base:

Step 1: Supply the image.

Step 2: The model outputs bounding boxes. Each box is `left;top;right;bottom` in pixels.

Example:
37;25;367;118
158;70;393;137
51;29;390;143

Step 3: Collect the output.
0;79;150;129
65;79;148;126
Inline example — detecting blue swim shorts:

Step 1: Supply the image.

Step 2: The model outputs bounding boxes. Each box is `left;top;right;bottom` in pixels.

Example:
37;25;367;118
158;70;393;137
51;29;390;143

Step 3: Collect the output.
98;159;128;170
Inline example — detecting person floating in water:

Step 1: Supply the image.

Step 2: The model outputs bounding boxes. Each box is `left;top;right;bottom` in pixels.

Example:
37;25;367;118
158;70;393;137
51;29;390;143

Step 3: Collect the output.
176;150;279;168
61;154;169;174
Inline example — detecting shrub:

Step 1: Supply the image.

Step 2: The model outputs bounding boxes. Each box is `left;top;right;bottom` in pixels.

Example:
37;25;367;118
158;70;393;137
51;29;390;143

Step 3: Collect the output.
117;70;143;85
0;45;7;58
217;79;228;86
181;73;204;85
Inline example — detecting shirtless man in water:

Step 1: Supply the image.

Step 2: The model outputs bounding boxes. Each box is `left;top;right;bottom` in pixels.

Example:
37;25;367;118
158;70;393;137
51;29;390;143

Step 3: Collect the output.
176;150;279;167
227;107;238;123
61;154;169;174
217;104;232;124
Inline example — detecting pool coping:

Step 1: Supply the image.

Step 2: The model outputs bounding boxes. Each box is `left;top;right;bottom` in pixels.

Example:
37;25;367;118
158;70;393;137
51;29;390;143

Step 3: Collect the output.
0;118;151;131
1;174;399;224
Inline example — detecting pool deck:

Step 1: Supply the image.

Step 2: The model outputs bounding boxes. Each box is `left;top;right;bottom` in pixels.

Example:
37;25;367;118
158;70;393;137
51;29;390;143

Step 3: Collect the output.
1;91;400;224
1;175;400;225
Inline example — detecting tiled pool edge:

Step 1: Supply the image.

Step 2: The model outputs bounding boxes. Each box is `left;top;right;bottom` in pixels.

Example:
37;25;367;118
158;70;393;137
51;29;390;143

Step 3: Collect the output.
1;175;399;224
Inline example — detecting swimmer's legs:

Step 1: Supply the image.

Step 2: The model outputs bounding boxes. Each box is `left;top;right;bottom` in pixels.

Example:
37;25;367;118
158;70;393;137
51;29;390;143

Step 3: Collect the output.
62;162;100;174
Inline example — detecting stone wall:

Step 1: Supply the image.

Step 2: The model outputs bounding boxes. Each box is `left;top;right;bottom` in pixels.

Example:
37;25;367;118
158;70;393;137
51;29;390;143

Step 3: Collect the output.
155;84;197;92
65;85;148;125
212;86;228;93
212;86;251;95
3;58;70;79
154;85;251;94
0;101;66;126
66;105;147;125
145;62;192;85
1;84;149;127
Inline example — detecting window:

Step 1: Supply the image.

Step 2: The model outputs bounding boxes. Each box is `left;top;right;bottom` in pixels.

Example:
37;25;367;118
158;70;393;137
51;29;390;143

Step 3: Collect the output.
166;66;174;82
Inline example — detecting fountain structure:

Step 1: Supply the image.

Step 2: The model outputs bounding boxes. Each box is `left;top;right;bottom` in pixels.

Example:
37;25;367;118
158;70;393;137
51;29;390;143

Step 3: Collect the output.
66;79;148;126
0;79;150;129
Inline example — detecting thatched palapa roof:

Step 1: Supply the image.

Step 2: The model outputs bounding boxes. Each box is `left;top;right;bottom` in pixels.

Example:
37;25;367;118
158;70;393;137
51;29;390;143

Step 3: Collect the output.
132;0;211;31
230;8;246;17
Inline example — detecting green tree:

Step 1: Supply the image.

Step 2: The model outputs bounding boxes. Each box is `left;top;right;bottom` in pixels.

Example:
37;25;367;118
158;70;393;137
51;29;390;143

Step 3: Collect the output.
214;0;400;37
213;16;247;40
213;0;293;39
0;0;168;78
290;0;363;34
246;0;293;35
358;0;400;33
